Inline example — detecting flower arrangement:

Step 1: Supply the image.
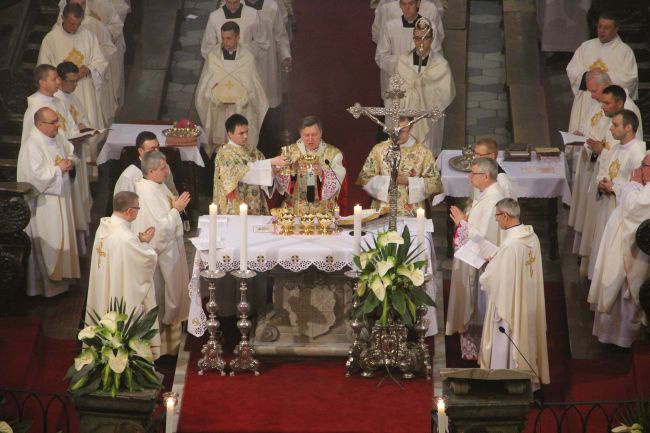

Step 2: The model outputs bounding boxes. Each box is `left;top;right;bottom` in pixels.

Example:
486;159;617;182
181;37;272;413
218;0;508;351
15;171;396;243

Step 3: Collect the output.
353;226;435;327
612;401;649;433
66;298;162;397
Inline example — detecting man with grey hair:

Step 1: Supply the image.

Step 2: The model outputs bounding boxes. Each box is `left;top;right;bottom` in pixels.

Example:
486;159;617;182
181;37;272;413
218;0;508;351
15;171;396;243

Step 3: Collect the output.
478;198;550;387
446;157;506;361
588;152;650;348
131;150;191;356
86;190;163;358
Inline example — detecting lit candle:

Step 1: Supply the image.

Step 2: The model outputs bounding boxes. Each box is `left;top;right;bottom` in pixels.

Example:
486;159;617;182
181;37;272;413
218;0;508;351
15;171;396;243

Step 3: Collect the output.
240;203;248;272
416;207;425;260
208;203;217;272
165;397;174;433
334;206;340;219
436;398;447;433
353;204;362;255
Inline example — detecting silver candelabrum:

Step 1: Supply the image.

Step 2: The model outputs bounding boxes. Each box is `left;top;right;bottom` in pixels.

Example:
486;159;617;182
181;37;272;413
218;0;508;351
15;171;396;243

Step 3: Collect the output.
197;269;227;376
229;269;261;376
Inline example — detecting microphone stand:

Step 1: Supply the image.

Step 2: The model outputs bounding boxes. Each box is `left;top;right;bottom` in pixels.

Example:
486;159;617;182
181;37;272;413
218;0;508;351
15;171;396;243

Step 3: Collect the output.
497;325;544;404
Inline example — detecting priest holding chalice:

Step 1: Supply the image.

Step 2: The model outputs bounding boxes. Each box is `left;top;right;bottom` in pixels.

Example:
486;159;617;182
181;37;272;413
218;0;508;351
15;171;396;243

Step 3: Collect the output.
275;115;346;215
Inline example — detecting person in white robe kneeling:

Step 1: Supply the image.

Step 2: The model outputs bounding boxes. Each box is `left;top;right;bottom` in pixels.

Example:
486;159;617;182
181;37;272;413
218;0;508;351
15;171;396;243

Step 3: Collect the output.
588;153;650;348
478;198;550;388
18;107;80;297
132;150;191;356
86;191;162;359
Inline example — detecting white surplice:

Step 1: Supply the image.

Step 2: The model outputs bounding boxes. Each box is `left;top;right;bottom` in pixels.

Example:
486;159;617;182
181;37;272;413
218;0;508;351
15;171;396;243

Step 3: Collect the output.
114;163;178;197
372;0;444;45
479;224;550;385
588;181;650;347
395;49;455;155
200;4;269;59
132;178;190;356
86;215;162;358
18;128;80;297
38;24;108;129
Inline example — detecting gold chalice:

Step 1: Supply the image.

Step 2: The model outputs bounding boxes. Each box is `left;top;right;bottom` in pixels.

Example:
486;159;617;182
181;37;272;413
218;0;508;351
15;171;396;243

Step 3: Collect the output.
318;214;333;235
280;146;294;176
301;213;315;235
279;214;295;235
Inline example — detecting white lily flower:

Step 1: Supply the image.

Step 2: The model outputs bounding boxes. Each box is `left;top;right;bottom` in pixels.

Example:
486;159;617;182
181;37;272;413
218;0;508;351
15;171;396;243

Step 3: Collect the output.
370;274;393;301
376;257;396;277
108;333;124;349
359;250;377;269
0;421;13;433
129;338;154;362
377;231;404;248
100;311;118;333
397;264;425;287
357;278;367;297
107;347;129;374
74;347;97;371
78;325;97;340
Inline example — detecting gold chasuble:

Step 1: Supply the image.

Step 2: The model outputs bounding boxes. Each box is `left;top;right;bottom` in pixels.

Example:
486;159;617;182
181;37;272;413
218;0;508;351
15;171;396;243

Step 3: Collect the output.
214;143;269;215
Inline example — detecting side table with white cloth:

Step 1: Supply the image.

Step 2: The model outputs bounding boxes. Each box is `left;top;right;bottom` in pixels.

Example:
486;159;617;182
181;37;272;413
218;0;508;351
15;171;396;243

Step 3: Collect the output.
188;215;439;356
435;150;572;259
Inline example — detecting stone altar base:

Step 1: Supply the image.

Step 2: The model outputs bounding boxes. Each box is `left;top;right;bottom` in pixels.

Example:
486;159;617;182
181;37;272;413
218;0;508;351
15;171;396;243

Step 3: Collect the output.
252;270;354;356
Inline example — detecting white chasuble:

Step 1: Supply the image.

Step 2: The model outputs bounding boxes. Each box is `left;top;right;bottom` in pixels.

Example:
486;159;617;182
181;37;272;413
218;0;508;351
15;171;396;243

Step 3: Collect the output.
195;46;269;156
395;50;455;155
588;181;650;347
446;182;505;337
38;24;108;129
86;215;162;358
566;36;638;99
18;129;80;297
132;179;190;355
200;4;269;60
479;225;550;385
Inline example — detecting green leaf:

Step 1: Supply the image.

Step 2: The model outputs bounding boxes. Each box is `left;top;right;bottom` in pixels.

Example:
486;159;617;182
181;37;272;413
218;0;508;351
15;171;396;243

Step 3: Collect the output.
125;307;159;341
361;292;380;315
102;363;112;392
69;374;88;391
406;297;417;322
380;294;389;326
140;328;159;341
392;290;406;316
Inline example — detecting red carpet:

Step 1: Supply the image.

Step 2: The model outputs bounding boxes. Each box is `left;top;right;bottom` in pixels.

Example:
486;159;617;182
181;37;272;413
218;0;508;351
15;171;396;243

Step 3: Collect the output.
177;356;433;433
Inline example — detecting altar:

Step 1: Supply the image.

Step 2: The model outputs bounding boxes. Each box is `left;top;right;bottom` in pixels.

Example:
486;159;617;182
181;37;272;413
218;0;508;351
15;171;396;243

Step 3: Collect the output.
188;215;438;356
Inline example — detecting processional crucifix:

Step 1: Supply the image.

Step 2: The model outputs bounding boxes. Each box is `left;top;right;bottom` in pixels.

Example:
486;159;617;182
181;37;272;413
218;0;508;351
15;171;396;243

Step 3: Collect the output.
347;74;443;231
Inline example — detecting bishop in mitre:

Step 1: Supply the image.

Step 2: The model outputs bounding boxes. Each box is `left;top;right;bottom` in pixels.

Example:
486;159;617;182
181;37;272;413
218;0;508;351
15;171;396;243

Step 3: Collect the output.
356;116;442;215
588;154;650;348
446;157;505;360
86;191;162;359
39;3;108;129
132;151;191;355
195;21;269;157
214;114;290;215
275;116;346;215
479;198;550;387
395;20;455;155
18;107;80;298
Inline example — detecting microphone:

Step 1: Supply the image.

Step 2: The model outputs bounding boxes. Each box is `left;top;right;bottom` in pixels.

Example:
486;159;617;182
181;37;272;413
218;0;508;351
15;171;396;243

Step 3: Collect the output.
497;325;543;388
324;159;343;191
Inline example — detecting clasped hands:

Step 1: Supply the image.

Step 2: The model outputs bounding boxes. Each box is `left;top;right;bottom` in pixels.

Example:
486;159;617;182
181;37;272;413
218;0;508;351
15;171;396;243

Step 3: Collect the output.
57;158;74;172
598;177;614;194
172;191;191;211
586;137;605;155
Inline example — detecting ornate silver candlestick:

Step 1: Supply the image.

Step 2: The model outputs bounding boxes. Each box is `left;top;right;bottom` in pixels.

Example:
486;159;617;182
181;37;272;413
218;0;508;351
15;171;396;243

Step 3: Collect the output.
229;269;260;376
344;269;365;376
197;269;227;376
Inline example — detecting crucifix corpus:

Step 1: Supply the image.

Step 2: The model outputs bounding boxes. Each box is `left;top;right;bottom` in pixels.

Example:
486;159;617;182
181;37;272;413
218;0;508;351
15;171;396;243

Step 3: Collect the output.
347;74;443;231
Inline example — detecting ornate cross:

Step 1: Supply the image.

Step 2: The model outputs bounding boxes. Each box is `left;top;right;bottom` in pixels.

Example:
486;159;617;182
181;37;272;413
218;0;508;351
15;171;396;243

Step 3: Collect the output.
347;74;443;230
525;250;536;277
96;240;106;269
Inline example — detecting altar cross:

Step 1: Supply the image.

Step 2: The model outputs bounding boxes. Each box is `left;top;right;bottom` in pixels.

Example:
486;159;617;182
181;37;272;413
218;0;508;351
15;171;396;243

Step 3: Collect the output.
347;74;443;230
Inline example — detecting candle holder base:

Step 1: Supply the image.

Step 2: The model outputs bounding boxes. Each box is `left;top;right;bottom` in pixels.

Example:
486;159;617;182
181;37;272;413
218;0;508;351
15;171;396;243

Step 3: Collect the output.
229;269;261;376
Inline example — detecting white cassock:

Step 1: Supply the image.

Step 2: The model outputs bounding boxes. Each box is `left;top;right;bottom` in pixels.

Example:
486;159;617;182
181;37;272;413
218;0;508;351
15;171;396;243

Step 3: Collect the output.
132;178;190;356
86;215;162;359
566;35;638;99
470;170;517;201
536;0;589;53
200;4;269;60
17;128;80;297
38;24;108;129
479;224;550;385
376;14;443;96
195;45;269;156
21;92;92;255
446;182;505;360
395;50;455;155
114;162;178;196
246;0;290;108
588;181;650;347
372;0;444;44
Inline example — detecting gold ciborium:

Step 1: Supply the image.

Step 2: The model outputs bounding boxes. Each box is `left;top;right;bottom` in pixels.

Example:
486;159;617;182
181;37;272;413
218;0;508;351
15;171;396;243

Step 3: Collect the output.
279;214;295;235
300;213;315;235
300;153;319;171
318;214;333;235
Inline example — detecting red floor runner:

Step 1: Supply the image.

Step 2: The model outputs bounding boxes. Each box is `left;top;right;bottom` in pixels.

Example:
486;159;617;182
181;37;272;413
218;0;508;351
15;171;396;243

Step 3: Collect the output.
178;356;433;433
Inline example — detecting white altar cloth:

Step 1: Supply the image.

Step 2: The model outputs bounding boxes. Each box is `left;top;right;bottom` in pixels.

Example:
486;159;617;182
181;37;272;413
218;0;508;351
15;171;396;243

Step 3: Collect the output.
188;215;439;338
432;150;572;205
96;124;206;166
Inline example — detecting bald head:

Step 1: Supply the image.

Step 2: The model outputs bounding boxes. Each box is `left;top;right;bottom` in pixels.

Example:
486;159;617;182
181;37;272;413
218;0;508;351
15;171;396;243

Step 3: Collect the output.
34;107;59;138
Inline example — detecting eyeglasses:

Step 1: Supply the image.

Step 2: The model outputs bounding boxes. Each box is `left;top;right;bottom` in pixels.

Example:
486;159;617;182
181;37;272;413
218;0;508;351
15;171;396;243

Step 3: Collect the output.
128;206;141;210
41;119;59;125
495;212;504;217
473;151;494;157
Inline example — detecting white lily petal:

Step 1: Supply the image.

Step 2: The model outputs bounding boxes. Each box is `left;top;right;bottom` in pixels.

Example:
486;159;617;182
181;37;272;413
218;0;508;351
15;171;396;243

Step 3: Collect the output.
74;348;97;371
376;257;396;277
108;348;129;374
78;325;97;340
370;275;387;301
129;338;154;362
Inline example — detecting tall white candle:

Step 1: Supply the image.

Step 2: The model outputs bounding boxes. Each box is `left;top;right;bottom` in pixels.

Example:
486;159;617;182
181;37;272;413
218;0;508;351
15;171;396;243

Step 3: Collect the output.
436;399;447;433
208;203;218;272
353;204;362;255
416;207;425;260
240;203;248;272
165;398;174;433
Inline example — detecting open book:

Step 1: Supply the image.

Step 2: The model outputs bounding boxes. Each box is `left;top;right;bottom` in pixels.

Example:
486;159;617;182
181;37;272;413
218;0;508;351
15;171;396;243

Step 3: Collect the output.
69;128;109;141
454;235;498;269
559;131;586;145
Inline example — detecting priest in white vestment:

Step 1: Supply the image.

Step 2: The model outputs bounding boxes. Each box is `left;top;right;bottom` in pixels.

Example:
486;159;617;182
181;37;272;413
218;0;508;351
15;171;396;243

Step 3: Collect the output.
469;138;517;199
113;131;178;196
372;0;443;44
446;158;505;360
588;154;650;347
395;22;454;155
18;107;80;297
86;191;162;359
200;0;269;60
375;1;443;97
132;151;191;356
479;198;550;386
38;4;108;129
195;21;269;156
